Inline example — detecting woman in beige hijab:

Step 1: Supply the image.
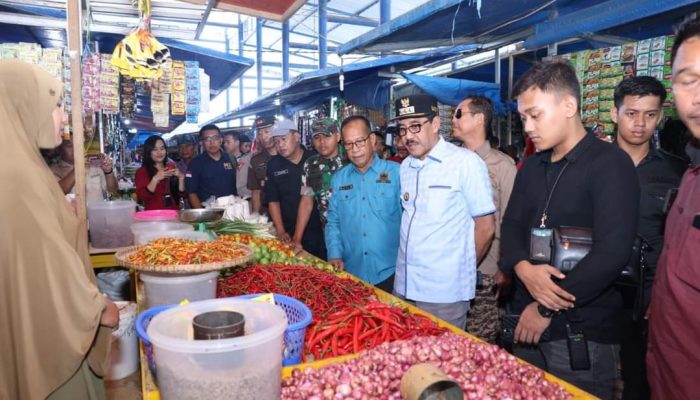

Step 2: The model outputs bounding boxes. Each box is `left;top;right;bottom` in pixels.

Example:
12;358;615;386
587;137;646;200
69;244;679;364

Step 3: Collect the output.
0;60;119;399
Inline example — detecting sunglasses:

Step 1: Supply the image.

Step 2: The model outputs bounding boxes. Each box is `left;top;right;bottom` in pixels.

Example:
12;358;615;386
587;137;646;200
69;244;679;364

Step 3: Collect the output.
453;109;478;119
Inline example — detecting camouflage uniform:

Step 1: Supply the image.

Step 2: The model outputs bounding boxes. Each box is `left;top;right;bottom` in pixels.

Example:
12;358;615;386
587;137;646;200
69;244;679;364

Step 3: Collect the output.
300;151;347;224
466;275;500;343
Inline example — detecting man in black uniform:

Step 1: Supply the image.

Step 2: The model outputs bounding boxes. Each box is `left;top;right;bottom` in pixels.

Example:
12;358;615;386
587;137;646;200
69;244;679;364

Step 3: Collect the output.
611;76;687;400
500;61;640;399
248;112;277;215
265;120;326;259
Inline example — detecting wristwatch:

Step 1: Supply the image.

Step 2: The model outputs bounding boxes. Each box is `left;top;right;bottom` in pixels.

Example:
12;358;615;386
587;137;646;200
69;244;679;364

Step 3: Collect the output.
537;304;556;318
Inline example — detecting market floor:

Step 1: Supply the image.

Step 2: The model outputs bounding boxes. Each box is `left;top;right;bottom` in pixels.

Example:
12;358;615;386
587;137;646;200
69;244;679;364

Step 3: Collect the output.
105;370;141;400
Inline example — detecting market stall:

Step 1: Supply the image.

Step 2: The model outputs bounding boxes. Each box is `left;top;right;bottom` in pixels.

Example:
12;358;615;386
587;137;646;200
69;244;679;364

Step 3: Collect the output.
111;208;596;399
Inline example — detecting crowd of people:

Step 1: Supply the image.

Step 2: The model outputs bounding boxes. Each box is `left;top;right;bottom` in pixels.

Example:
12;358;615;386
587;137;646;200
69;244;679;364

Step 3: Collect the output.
2;15;699;400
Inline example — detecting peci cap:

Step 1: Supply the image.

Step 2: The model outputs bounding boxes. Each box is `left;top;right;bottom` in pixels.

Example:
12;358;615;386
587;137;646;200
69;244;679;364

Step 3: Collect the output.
394;94;439;120
311;118;339;137
177;134;197;145
270;119;298;137
254;112;276;130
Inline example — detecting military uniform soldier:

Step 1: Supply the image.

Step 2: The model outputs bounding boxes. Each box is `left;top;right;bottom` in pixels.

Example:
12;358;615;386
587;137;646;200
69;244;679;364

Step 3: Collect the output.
247;113;277;214
293;118;347;248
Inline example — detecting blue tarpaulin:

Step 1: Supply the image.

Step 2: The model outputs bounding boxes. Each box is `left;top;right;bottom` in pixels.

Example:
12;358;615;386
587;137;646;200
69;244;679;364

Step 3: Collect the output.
401;72;505;115
207;44;478;124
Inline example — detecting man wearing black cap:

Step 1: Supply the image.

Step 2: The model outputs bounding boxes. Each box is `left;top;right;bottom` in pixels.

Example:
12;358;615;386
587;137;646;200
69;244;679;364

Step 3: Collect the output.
266;120;326;259
248;112;277;214
393;94;496;330
175;134;198;175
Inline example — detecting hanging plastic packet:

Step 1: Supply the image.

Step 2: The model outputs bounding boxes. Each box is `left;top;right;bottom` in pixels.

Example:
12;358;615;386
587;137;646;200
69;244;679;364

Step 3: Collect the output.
171;60;186;115
100;54;120;115
184;61;200;123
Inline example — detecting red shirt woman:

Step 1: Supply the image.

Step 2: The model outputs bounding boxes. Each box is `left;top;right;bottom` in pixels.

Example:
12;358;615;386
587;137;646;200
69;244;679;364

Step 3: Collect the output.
135;135;185;210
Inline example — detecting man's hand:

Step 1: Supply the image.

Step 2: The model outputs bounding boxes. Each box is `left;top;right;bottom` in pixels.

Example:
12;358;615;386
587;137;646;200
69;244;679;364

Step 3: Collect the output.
328;258;345;271
514;261;575;311
100;154;114;173
291;239;303;252
494;270;512;298
514;302;552;345
277;230;291;243
100;298;119;329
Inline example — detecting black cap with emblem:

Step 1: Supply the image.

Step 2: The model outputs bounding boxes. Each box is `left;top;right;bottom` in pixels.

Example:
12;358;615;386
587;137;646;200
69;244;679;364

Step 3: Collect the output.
254;112;276;130
394;94;439;120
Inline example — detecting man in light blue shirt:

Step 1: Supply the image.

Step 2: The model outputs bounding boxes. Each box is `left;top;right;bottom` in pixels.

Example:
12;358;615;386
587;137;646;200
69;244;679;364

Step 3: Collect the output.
394;94;496;329
325;116;401;292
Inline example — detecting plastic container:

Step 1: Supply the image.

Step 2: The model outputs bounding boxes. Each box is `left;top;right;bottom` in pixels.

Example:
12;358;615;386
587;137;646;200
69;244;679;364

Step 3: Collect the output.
192;311;245;340
140;271;218;309
133;210;179;222
106;302;139;380
136;294;311;379
130;221;192;237
146;298;288;400
87;200;136;248
133;229;211;246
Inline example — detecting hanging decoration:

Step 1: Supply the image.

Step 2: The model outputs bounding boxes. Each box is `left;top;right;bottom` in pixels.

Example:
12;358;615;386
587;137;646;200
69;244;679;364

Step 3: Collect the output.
121;77;136;119
111;0;171;80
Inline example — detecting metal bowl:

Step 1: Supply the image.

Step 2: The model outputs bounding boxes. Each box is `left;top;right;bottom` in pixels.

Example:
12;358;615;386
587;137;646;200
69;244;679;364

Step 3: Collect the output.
178;208;225;223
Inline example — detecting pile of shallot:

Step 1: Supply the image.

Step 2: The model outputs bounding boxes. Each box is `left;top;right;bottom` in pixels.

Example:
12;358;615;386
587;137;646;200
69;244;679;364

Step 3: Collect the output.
282;332;572;400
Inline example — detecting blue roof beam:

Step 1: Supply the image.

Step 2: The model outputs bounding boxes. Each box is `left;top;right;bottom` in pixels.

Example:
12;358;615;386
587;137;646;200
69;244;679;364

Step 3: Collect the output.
524;0;700;49
327;14;379;27
289;42;338;52
262;62;321;70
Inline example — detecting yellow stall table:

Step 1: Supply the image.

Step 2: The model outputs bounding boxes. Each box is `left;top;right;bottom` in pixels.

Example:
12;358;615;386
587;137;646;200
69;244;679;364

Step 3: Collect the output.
137;269;597;400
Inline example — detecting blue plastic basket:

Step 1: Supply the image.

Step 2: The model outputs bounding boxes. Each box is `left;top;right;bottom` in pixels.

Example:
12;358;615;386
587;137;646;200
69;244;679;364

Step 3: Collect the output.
135;294;313;378
135;304;174;379
236;293;313;366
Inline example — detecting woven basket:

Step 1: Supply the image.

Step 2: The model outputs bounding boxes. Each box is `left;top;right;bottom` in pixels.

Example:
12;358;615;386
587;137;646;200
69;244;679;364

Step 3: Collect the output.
114;243;253;274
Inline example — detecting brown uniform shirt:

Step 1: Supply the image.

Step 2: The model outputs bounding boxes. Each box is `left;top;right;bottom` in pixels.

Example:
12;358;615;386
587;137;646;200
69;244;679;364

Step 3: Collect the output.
474;142;516;276
247;148;273;205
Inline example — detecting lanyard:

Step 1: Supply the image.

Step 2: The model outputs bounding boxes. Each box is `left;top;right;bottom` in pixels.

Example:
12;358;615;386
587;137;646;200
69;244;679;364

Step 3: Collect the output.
539;160;570;228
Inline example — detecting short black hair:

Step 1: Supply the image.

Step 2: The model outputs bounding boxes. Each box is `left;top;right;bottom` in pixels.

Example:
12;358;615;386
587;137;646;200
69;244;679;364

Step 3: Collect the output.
672;16;700;66
512;60;581;107
613;76;667;109
199;124;221;137
340;115;372;134
222;131;239;139
463;95;494;137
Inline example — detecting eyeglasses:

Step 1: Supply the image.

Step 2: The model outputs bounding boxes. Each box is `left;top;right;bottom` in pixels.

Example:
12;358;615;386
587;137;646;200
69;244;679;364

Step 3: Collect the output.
397;120;430;137
343;135;370;150
201;135;222;143
453;109;478;119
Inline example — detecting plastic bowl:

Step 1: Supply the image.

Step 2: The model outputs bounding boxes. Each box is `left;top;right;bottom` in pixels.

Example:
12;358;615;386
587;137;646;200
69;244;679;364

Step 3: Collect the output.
140;271;219;309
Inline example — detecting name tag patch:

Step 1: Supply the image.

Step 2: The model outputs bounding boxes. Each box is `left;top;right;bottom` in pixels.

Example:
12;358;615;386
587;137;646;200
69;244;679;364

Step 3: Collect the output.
223;162;234;170
339;184;353;191
273;169;289;177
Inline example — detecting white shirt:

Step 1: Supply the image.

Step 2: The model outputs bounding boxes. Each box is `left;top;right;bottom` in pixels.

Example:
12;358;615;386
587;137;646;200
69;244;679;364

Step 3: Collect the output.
395;137;496;303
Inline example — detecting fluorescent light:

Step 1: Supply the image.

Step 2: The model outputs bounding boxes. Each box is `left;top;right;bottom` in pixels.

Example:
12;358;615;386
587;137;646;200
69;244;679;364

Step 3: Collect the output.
123;119;131;125
128;128;138;133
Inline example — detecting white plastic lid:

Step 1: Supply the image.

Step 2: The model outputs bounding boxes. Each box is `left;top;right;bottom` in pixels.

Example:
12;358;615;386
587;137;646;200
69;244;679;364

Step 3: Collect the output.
87;200;135;211
147;298;288;354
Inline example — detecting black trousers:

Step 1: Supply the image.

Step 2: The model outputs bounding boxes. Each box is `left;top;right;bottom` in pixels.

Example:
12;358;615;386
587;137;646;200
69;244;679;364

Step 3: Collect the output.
620;309;650;400
374;274;395;294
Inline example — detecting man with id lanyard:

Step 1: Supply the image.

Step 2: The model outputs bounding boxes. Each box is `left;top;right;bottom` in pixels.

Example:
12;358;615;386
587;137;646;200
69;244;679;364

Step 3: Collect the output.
499;61;639;399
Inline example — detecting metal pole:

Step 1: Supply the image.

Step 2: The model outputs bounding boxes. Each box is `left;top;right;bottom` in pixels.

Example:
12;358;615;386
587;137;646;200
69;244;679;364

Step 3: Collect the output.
238;16;245;125
67;0;88;243
282;21;290;83
507;54;514;145
95;41;104;154
380;0;390;24
318;0;328;69
547;9;558;57
494;48;501;142
256;17;263;97
225;30;231;127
